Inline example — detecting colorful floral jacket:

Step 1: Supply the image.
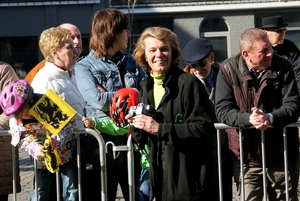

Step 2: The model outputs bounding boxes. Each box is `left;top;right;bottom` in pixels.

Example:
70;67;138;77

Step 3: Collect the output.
10;118;76;169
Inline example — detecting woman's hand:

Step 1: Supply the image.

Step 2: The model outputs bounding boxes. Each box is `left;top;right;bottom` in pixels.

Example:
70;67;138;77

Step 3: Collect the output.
125;114;159;135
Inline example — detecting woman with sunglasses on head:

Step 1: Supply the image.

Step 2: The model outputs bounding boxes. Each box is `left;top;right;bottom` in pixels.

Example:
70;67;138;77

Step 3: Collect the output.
182;38;233;201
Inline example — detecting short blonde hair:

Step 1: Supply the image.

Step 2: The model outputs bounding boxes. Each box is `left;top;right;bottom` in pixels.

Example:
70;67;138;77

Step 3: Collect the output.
133;26;181;73
39;27;72;62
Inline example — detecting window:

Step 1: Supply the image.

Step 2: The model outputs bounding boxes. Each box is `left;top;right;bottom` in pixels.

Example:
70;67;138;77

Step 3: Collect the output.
127;17;173;54
0;37;39;78
200;15;230;63
0;34;90;78
286;30;300;49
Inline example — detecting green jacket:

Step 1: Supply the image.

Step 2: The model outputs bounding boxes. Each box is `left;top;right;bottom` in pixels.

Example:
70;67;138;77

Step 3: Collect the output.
92;117;129;136
140;145;150;170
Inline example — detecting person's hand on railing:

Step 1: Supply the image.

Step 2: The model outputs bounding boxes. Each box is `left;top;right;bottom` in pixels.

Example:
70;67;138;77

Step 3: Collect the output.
249;107;270;130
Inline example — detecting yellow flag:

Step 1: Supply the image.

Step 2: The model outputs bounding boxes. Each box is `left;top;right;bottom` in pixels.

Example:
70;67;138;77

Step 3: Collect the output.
29;89;76;135
43;131;62;173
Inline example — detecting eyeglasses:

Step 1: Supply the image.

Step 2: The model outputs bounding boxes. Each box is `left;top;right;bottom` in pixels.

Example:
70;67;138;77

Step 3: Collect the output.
267;28;287;34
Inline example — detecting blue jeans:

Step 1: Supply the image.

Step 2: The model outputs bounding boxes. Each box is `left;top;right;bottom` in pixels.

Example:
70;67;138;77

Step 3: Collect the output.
138;168;149;201
30;160;78;201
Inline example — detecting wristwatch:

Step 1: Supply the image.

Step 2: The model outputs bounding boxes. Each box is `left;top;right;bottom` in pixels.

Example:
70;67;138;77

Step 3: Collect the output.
267;113;274;125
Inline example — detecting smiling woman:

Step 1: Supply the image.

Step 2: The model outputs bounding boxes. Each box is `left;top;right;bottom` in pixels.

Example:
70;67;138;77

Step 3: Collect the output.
128;26;218;201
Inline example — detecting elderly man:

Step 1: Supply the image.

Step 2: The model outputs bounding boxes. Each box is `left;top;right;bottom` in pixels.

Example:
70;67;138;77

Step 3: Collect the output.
182;38;233;201
260;16;300;95
260;15;299;64
215;28;300;200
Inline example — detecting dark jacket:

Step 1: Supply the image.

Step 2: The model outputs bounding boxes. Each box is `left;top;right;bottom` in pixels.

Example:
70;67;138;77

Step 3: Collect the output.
0;61;21;195
131;66;217;201
273;39;300;64
274;39;300;96
215;53;300;166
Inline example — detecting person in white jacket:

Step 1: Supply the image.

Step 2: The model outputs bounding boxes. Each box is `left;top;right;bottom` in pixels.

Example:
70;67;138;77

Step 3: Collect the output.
30;26;85;201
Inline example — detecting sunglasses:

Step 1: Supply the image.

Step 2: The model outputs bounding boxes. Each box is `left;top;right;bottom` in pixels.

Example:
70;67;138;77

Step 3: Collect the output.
267;28;287;34
188;61;207;68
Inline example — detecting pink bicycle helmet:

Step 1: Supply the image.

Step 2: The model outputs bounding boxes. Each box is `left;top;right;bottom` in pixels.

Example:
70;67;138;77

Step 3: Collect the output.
0;80;33;115
110;88;140;127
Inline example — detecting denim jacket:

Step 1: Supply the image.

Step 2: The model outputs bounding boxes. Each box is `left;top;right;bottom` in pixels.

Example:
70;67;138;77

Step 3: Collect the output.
75;50;147;120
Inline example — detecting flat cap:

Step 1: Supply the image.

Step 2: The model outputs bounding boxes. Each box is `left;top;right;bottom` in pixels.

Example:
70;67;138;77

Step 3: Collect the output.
260;15;288;29
182;38;212;64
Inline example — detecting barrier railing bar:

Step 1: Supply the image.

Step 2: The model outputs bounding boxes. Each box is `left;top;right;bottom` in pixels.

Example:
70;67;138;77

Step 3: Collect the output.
73;128;107;201
56;171;61;201
34;158;37;201
12;145;17;201
127;135;135;201
261;130;268;201
106;135;135;200
239;129;245;201
76;134;82;201
216;129;223;201
283;127;289;200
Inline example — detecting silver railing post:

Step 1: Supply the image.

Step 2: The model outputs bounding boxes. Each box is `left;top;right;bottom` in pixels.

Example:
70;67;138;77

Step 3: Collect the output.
73;128;107;201
105;136;135;201
127;135;135;201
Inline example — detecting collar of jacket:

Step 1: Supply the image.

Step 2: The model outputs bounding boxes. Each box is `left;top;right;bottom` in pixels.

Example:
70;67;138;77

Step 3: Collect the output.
237;54;278;81
141;65;183;105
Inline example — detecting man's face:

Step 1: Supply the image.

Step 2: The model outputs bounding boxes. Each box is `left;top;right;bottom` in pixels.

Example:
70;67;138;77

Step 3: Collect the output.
60;24;82;59
189;52;214;79
246;38;273;71
264;27;287;47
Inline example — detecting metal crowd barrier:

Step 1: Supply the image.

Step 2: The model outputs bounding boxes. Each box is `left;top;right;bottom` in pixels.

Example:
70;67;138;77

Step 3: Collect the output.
3;121;300;201
32;128;109;201
215;121;300;201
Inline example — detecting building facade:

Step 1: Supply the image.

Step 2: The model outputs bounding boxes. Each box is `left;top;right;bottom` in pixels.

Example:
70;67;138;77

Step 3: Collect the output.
0;0;299;77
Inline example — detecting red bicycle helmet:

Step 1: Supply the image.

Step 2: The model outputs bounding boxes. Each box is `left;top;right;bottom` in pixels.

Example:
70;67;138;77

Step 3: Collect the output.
0;80;33;116
110;88;140;127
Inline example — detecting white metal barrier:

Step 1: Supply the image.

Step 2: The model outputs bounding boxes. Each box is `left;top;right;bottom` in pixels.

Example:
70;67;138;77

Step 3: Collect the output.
215;121;300;201
3;121;300;201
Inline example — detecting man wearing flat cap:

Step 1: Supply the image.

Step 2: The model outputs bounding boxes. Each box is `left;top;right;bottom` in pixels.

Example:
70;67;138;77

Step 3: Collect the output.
182;38;218;99
182;38;233;201
260;15;300;94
